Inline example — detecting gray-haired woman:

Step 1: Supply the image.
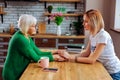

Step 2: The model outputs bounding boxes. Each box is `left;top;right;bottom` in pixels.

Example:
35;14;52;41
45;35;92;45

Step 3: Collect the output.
2;14;67;80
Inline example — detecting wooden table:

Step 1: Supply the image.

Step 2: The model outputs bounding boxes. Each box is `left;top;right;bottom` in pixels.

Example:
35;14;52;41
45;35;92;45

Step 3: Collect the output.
20;61;112;80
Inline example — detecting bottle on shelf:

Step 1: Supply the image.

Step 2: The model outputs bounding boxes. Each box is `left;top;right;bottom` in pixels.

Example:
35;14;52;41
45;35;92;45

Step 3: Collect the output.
69;23;75;35
9;23;15;35
0;6;4;13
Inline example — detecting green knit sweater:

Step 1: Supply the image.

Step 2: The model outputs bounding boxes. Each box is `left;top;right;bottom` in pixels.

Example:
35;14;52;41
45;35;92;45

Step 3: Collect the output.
2;31;54;80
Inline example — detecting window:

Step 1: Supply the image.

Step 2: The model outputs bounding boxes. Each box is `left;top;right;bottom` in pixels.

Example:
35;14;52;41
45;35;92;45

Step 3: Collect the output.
114;0;120;29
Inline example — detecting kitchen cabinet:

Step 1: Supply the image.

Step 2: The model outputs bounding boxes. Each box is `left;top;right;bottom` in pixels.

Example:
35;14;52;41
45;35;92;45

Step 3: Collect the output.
57;38;84;49
34;38;56;48
0;67;3;80
0;37;10;80
33;34;85;49
0;37;10;67
34;38;84;49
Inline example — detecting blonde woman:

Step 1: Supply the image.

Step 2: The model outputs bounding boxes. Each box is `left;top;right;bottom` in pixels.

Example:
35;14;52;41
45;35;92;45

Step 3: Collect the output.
2;14;67;80
69;9;120;80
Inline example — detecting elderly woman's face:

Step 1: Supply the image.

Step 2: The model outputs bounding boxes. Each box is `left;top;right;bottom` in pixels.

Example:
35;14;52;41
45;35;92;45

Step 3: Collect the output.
27;24;36;35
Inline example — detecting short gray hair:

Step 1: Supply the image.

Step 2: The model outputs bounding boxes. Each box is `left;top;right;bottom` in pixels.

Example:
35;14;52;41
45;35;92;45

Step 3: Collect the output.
18;14;37;34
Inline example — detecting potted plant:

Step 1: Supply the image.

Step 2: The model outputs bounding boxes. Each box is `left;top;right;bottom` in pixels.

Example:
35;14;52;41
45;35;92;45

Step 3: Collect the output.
72;22;83;35
48;5;53;13
72;15;84;35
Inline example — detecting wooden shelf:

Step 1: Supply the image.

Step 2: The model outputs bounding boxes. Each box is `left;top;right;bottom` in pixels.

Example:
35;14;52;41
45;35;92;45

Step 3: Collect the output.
40;0;81;9
44;12;83;17
40;0;81;2
0;12;7;15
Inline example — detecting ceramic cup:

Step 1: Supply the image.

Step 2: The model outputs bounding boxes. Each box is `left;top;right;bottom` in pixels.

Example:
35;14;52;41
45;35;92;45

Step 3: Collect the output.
39;57;49;68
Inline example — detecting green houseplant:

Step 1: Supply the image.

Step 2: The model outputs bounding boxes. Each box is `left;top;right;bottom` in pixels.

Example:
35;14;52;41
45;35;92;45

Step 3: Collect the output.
48;7;66;36
72;15;84;35
48;5;53;13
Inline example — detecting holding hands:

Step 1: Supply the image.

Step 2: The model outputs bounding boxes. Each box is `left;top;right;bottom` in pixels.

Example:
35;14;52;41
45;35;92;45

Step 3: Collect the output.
52;50;70;62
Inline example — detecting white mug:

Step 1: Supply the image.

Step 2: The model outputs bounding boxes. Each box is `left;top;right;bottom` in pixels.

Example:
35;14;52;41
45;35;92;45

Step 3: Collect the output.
39;57;49;68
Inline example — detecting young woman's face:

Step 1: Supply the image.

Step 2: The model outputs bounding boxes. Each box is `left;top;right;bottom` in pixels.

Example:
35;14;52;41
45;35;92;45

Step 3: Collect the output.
83;15;91;30
27;24;36;35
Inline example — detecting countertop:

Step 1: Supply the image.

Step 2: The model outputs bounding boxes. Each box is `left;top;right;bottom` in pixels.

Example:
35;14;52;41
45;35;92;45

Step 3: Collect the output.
0;33;85;39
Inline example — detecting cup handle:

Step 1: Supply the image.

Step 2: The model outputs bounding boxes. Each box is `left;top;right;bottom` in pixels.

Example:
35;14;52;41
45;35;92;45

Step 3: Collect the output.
38;59;41;63
38;60;43;68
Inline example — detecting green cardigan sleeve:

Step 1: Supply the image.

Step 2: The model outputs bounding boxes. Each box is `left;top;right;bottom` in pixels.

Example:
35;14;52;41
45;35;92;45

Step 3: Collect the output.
16;36;54;62
30;37;54;61
16;37;40;62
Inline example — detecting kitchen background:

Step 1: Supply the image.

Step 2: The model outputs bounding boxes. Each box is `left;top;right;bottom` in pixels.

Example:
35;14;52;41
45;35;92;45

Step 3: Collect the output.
0;0;85;35
0;1;120;80
0;0;120;59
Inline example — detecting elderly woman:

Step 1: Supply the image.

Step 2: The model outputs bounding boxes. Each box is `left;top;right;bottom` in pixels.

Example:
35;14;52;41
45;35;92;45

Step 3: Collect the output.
2;14;67;80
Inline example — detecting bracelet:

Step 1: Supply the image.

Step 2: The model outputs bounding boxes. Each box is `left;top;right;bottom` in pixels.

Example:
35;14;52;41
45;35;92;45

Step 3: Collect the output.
75;56;78;63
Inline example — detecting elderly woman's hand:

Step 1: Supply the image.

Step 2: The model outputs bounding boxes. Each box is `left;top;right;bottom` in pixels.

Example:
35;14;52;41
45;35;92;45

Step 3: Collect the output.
51;50;58;54
53;54;67;62
57;50;70;60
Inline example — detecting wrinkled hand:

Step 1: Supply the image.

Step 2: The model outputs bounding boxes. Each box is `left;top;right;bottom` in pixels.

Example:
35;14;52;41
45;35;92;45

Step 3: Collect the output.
53;54;67;62
51;50;58;54
57;50;70;60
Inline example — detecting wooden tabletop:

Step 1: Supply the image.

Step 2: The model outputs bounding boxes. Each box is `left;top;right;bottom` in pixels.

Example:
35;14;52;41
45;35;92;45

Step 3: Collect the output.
20;61;112;80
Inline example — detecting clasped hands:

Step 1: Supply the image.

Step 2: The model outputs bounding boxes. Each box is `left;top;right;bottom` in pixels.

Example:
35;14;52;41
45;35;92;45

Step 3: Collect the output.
52;50;70;62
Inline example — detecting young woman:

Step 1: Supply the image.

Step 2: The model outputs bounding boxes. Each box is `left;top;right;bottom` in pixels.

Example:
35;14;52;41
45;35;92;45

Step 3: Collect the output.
2;14;67;80
69;9;120;80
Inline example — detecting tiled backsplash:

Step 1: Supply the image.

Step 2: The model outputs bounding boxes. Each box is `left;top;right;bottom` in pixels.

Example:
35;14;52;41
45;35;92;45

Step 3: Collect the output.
0;1;85;34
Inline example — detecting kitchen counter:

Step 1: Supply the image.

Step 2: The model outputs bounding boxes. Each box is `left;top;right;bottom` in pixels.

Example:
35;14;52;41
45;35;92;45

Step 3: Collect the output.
0;33;85;39
33;33;85;39
0;33;12;37
0;33;85;50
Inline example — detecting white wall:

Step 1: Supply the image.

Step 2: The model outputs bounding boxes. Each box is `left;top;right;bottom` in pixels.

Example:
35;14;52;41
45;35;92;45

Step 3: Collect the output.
85;0;111;30
86;0;104;12
110;0;116;28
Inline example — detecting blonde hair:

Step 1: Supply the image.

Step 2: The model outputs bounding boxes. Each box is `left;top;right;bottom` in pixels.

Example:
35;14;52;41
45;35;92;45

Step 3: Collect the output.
18;14;37;35
84;9;104;34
